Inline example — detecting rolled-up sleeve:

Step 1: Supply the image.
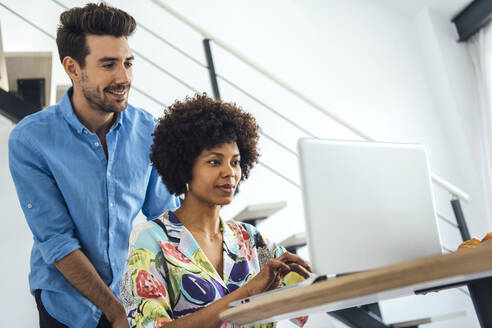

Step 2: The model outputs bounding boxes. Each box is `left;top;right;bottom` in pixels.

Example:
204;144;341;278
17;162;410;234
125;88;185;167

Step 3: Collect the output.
9;130;80;264
141;167;179;220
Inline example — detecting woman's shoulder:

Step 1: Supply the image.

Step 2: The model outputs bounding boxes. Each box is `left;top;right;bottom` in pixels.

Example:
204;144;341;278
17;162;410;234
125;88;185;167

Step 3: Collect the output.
225;219;286;257
225;220;260;239
225;220;270;249
225;219;251;230
129;211;174;251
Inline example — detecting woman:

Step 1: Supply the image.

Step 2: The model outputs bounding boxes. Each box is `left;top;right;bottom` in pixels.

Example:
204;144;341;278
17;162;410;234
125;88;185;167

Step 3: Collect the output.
120;94;311;328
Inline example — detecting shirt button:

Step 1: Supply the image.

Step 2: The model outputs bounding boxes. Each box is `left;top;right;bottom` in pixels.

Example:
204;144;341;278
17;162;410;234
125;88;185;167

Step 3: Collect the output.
110;232;114;238
94;142;100;147
111;262;115;266
27;203;32;209
83;130;88;134
107;172;111;177
110;202;114;208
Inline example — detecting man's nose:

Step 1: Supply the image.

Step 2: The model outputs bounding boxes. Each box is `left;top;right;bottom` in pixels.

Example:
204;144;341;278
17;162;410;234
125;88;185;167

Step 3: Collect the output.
115;64;132;84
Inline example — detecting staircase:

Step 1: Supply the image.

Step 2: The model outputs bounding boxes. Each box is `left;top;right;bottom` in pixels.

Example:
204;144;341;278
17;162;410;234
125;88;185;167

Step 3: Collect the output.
0;1;485;327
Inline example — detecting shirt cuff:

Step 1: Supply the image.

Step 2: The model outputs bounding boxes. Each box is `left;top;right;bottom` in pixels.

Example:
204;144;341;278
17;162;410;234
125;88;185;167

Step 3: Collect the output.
37;234;81;264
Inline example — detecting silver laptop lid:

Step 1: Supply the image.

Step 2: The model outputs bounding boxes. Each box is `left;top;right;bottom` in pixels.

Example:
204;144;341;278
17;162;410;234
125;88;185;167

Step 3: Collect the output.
297;138;442;275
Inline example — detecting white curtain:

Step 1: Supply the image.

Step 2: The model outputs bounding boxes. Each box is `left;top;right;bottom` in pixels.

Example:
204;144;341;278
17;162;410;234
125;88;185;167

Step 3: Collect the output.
467;22;492;229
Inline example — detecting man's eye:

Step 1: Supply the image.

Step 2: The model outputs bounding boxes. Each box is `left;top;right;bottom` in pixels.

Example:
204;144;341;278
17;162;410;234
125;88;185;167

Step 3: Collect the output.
103;63;114;69
125;62;133;68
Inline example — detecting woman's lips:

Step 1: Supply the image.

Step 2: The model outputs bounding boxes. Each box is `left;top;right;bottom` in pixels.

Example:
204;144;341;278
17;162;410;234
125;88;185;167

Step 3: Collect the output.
217;184;234;193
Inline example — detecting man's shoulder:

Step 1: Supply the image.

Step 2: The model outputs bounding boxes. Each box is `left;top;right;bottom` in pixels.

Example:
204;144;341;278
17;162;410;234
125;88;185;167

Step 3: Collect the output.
10;105;61;142
124;104;157;127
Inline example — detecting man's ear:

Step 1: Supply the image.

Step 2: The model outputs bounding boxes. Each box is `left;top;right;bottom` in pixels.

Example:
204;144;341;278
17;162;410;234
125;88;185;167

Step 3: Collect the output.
62;56;81;82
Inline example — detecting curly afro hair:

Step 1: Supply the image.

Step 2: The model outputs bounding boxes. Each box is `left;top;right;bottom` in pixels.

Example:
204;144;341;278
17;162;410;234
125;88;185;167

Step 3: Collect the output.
151;94;260;195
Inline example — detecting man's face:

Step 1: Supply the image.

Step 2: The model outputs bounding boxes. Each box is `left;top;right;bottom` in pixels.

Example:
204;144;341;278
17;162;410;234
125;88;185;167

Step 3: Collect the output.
78;35;134;113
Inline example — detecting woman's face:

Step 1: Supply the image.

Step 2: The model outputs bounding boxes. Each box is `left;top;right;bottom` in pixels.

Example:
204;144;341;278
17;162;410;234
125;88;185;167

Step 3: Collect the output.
189;141;242;206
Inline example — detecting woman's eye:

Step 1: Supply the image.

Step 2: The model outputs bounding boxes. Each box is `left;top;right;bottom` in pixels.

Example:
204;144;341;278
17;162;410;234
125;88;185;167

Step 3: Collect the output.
232;160;240;166
209;159;219;165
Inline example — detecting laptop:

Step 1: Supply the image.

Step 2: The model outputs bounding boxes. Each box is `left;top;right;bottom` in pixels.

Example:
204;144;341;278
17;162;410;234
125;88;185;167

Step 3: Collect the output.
229;138;442;306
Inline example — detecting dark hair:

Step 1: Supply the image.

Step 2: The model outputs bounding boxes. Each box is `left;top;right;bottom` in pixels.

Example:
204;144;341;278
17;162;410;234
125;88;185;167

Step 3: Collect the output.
151;94;260;195
56;2;136;67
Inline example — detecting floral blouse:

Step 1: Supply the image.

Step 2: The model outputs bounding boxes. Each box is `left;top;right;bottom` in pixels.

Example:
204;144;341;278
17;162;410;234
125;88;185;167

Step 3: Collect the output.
120;210;307;328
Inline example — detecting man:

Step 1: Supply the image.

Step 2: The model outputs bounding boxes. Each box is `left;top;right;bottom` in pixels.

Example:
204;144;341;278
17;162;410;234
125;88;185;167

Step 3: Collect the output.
8;3;178;327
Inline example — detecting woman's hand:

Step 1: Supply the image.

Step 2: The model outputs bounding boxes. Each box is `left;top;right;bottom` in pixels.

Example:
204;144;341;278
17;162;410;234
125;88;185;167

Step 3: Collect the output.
245;252;312;297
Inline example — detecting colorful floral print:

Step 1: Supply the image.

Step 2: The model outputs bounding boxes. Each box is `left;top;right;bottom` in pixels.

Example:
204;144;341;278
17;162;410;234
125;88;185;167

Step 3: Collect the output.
121;210;307;328
159;241;191;263
135;270;167;300
228;220;254;261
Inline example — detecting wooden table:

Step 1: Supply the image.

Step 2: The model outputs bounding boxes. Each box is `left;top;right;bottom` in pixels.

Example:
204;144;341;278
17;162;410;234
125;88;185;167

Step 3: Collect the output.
220;242;492;326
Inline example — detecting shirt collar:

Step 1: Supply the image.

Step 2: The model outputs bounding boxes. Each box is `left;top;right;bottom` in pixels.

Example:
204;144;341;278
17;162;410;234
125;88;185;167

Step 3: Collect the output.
60;87;124;135
222;218;239;257
60;88;84;135
163;210;235;285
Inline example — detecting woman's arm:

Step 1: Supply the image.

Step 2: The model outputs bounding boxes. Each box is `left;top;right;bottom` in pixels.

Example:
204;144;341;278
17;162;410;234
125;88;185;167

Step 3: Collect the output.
163;253;310;328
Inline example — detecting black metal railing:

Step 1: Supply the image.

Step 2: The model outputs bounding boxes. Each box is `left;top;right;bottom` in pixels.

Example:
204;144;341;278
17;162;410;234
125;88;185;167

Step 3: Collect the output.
1;0;304;189
1;0;474;245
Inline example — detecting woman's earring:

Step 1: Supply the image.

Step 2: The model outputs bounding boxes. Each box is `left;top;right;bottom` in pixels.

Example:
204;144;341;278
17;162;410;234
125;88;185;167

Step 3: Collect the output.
186;183;190;193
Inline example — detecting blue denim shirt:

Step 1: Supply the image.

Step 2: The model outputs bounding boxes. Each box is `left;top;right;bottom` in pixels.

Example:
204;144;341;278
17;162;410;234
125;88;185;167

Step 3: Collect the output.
8;89;179;327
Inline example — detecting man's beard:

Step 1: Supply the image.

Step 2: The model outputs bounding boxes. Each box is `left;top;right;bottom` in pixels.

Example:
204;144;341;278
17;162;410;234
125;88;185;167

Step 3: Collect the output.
80;75;130;113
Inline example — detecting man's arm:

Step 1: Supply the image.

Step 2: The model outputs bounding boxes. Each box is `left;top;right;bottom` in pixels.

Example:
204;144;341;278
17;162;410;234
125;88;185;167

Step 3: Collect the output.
141;167;180;220
54;250;128;327
9;131;127;327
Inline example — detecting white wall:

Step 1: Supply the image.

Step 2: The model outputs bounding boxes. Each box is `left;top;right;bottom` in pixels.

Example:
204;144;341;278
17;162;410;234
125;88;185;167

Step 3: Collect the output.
0;115;37;327
0;0;486;327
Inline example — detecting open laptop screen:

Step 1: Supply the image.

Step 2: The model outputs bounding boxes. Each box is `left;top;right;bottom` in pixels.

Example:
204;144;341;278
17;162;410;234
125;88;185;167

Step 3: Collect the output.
297;138;442;275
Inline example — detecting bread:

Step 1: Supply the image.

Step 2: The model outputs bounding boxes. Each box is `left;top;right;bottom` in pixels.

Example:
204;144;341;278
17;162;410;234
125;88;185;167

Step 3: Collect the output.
457;238;481;250
481;232;492;242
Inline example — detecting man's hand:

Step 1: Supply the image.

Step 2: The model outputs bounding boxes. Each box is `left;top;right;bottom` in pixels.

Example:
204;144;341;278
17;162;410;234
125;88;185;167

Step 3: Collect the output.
105;302;129;328
54;250;129;327
245;252;311;297
110;315;130;328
